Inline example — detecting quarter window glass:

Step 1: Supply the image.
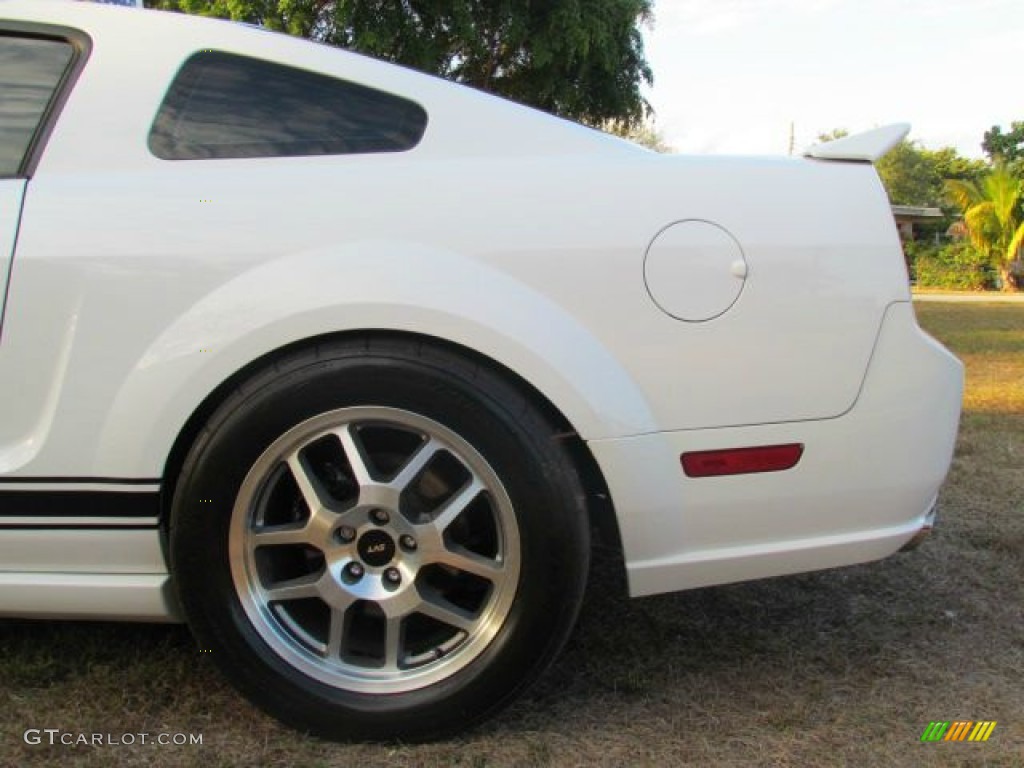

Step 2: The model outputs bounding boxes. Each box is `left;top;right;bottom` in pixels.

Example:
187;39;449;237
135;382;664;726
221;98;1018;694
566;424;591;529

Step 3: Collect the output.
0;36;73;177
149;51;428;160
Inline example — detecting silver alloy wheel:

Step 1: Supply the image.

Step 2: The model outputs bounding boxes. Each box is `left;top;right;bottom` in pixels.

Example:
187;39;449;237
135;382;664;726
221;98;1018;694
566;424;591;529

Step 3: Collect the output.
228;406;521;694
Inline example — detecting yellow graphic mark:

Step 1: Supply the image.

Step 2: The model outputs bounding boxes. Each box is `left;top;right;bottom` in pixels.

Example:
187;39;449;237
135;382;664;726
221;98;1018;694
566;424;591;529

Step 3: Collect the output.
968;721;997;742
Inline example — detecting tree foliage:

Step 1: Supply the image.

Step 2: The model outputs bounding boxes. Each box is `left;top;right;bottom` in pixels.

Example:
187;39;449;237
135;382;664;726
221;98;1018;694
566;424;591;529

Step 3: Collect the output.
147;0;654;127
875;140;946;207
875;140;986;208
908;240;994;291
982;122;1024;162
927;146;989;186
983;122;1024;178
946;167;1024;291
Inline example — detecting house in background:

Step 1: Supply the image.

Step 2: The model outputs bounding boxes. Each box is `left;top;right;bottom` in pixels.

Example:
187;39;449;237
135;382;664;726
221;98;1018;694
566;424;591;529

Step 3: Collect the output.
892;205;944;242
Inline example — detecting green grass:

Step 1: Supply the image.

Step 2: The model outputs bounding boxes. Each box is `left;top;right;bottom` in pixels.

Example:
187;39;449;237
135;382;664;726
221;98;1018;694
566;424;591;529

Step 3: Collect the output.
1;301;1022;767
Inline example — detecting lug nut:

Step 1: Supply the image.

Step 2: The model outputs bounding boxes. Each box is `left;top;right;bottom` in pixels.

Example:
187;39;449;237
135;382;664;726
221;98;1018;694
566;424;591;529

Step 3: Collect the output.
370;509;390;525
336;525;356;543
383;567;402;585
345;562;365;580
399;534;417;552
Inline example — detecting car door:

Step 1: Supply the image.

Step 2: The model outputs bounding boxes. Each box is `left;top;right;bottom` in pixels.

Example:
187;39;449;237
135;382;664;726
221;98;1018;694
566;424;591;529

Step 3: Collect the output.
0;180;22;327
0;30;78;333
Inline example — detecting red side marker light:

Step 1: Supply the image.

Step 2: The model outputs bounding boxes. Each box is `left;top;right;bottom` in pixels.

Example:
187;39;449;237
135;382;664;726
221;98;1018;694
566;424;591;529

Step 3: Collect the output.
681;443;804;478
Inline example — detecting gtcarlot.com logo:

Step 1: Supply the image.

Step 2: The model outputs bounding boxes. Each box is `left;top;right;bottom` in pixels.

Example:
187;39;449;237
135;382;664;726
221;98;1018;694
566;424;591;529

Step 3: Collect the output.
24;729;203;747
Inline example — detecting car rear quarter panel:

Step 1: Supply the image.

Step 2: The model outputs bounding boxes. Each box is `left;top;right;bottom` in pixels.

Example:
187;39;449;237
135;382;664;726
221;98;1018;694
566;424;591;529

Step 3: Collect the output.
2;4;908;485
3;153;904;477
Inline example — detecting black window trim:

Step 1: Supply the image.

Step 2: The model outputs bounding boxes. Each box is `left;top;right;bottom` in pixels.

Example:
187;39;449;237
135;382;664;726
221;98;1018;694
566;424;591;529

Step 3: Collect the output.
0;22;93;180
148;48;429;162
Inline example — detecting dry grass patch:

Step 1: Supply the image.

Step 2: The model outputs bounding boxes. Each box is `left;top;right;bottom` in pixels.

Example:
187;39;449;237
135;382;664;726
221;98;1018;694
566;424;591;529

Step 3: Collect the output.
1;301;1022;766
915;302;1024;414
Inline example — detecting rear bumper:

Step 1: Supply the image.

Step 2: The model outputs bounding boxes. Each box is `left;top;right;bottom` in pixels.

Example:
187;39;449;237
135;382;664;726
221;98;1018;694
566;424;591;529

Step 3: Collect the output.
590;301;963;597
899;499;938;552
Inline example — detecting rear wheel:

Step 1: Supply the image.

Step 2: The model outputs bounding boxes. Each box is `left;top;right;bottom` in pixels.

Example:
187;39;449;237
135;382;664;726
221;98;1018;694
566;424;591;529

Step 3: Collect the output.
170;339;589;741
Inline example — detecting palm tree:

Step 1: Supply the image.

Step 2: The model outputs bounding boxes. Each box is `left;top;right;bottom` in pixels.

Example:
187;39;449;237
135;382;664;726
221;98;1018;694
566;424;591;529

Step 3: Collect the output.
946;167;1024;291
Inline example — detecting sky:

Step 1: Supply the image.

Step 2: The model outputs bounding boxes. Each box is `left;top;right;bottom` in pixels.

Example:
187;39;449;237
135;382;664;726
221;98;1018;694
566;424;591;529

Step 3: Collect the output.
642;0;1021;158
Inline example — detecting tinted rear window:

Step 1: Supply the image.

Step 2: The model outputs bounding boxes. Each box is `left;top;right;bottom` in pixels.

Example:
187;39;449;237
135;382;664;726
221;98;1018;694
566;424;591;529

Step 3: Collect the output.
0;35;73;177
149;51;428;160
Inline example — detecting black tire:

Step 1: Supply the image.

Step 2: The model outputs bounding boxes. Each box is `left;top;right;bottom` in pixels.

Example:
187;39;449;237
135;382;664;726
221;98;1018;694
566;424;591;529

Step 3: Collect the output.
169;337;589;741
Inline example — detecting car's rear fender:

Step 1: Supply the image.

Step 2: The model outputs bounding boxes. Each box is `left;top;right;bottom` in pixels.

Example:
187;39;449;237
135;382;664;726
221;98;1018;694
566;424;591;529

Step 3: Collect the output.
591;301;964;597
92;241;658;478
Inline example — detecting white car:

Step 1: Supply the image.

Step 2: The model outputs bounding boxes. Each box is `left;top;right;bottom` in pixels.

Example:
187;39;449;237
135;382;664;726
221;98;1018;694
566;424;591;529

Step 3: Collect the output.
0;1;962;741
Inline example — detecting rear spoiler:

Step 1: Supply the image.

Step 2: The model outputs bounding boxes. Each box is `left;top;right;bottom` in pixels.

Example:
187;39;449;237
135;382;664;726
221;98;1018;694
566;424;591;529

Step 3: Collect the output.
804;123;910;163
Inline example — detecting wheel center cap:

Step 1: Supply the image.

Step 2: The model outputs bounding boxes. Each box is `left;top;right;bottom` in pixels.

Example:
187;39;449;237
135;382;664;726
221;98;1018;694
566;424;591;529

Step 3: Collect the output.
357;529;396;567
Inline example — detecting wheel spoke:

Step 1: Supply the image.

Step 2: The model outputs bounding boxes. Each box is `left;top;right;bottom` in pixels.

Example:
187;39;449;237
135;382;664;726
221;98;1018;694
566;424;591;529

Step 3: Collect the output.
438;547;502;581
336;424;375;487
286;453;327;515
263;573;322;602
252;503;335;548
325;606;346;660
430;478;484;534
415;597;476;633
383;617;403;669
251;525;310;547
388;438;441;492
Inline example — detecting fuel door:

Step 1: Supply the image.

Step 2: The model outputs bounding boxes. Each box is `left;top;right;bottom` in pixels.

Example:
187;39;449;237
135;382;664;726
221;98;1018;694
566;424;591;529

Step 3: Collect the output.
643;220;748;322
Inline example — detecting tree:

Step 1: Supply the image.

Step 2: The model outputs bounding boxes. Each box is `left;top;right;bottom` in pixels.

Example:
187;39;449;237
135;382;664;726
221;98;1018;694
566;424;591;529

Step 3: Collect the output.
946;167;1024;291
927;146;988;185
875;140;986;208
982;122;1024;178
147;0;654;128
875;140;945;207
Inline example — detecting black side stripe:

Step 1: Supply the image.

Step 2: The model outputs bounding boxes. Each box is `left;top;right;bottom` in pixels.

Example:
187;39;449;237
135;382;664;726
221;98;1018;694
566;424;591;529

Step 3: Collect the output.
0;490;160;518
0;524;159;530
0;477;159;485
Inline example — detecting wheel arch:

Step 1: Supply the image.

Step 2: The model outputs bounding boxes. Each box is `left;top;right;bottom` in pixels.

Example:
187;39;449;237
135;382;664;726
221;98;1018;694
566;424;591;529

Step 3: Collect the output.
158;330;624;561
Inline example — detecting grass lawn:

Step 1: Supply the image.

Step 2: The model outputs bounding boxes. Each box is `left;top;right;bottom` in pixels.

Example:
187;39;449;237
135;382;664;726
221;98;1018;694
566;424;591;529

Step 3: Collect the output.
1;302;1021;767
